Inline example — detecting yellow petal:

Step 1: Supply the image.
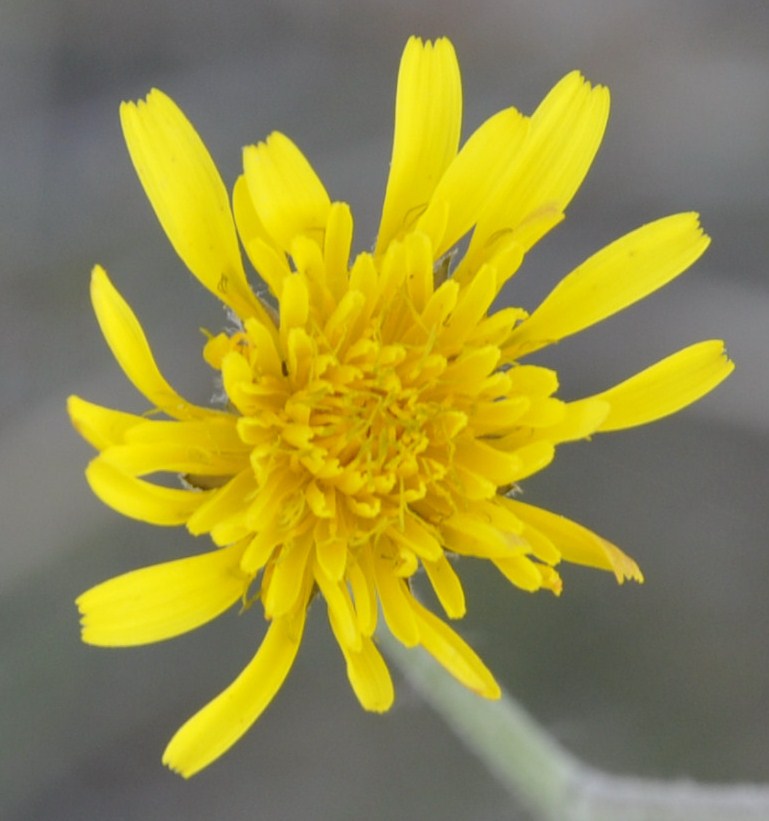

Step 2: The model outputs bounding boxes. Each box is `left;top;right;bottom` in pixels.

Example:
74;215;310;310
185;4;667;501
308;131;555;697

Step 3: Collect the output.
386;514;443;562
243;132;331;253
243;465;306;531
453;436;555;488
594;340;734;432
243;316;285;379
86;457;212;525
373;237;409;314
496;207;564;271
439;346;500;392
506;498;643;583
507;512;561;565
348;549;378;637
345;638;395;712
479;237;527;293
220;351;260;417
163;606;308;777
450;462;497;501
441;264;498;351
329;624;394;713
262;534;314;619
507;363;559;397
403;230;435;313
537;565;564;595
240;520;284;575
420;278;459;331
100;442;244;477
323;201;354;301
459;71;609;276
123;416;243;450
453;436;523;487
314;559;361;651
187;468;255;540
90;266;217;420
232;175;282;261
410;599;500;699
417;107;529;258
290;234;326;284
77;542;248;646
509;397;609;447
542;397;609;442
506;213;710;356
120;90;264;320
323;290;367;350
422;554;466;618
243;236;292;303
233;173;292;313
493;554;545;592
279;273;310;350
510;397;566;429
67;395;143;451
507;440;556;482
441;513;522;559
314;527;347;581
348;251;379;309
474;497;526;535
373;552;420;646
376;37;462;252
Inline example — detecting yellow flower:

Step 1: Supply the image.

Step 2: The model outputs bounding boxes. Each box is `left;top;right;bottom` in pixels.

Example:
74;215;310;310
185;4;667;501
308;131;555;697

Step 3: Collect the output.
69;36;733;777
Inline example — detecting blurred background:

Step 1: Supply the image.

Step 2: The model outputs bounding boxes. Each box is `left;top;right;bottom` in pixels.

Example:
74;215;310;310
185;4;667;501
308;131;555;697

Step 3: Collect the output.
2;1;768;818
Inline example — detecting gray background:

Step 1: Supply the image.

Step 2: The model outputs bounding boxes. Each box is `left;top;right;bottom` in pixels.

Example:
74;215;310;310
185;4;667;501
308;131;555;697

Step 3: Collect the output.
2;1;768;819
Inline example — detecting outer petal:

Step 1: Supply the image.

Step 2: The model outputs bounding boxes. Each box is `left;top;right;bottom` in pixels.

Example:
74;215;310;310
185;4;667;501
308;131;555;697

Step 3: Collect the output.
328;611;394;712
422;554;466;619
120;90;266;321
232;174;291;302
187;468;257;542
593;340;734;432
373;552;420;646
163;605;308;778
416;107;529;258
506;498;643;583
458;71;609;277
262;533;315;620
410;599;501;699
507;397;610;448
90;266;219;420
505;213;710;357
348;549;378;637
86;457;213;526
493;554;548;592
376;37;462;252
99;442;246;477
243;132;331;254
323;202;355;302
278;274;310;352
77;542;249;646
232;174;282;258
67;395;144;451
123;416;244;450
341;637;395;713
314;559;360;651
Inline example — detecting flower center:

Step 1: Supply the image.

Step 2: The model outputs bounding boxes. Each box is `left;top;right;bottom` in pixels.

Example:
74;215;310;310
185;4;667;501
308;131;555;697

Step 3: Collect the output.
279;340;461;543
210;309;470;554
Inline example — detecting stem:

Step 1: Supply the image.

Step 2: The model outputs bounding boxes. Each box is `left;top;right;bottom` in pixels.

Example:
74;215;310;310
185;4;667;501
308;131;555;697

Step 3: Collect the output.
381;632;769;821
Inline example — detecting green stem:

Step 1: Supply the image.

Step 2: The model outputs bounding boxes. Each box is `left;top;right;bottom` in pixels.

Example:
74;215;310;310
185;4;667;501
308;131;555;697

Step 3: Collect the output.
381;632;769;821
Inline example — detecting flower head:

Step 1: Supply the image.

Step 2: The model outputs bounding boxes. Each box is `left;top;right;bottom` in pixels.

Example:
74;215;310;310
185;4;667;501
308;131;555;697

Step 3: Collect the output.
70;36;732;777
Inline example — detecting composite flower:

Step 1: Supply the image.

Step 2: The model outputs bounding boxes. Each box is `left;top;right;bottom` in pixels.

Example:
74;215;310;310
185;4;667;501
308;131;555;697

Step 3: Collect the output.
70;37;733;777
